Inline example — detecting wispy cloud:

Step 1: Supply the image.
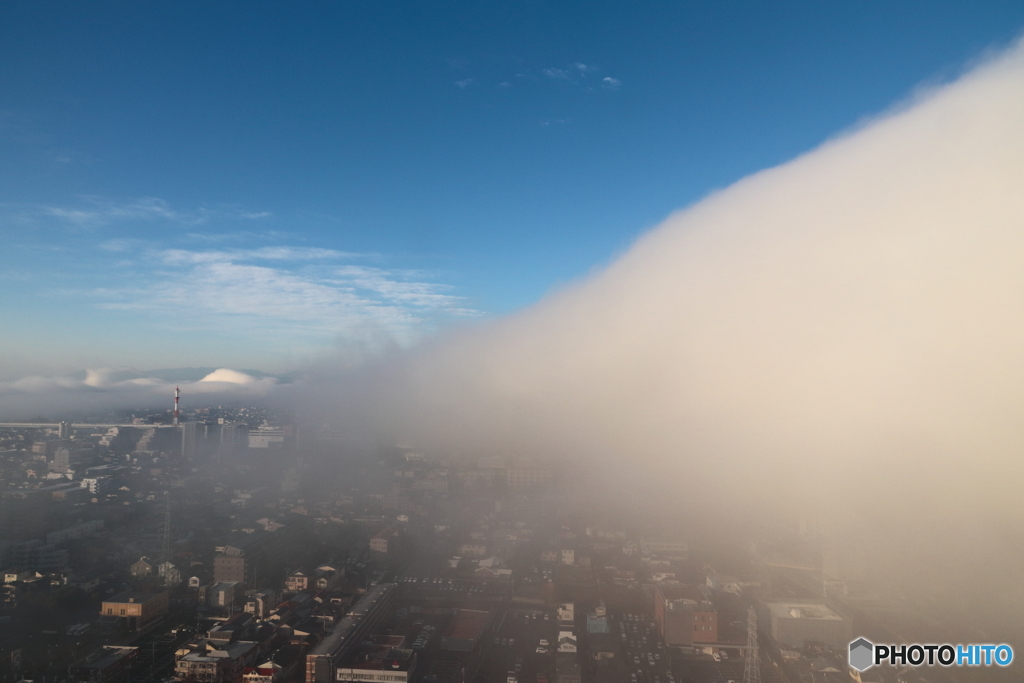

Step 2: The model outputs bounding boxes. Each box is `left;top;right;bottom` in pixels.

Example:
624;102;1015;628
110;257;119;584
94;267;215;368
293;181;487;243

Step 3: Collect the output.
334;265;473;312
158;246;363;265
541;64;622;91
89;245;478;343
35;196;271;227
542;68;572;80
446;63;619;94
98;238;146;252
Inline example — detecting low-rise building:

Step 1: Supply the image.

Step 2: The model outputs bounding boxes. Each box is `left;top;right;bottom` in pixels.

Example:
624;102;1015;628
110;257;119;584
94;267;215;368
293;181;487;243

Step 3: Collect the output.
69;645;137;683
176;640;260;683
158;561;182;585
762;601;852;651
46;520;104;545
555;654;581;683
245;591;279;619
653;584;717;647
100;590;168;630
243;661;284;683
370;528;400;556
130;557;153;577
80;476;113;495
335;648;416;683
286;571;309;592
439;609;492;652
214;531;280;586
6;539;69;572
458;543;487;557
506;461;553;489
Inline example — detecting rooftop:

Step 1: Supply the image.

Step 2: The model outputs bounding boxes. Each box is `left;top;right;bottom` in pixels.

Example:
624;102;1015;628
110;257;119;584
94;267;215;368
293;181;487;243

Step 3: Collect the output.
310;583;396;658
338;649;415;673
442;609;491;641
766;602;844;621
73;646;136;671
103;590;165;605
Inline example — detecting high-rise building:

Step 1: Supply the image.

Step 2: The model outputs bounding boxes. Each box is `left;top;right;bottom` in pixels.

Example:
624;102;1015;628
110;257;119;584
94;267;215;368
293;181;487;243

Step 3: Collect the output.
181;421;201;460
218;422;249;462
58;421;71;439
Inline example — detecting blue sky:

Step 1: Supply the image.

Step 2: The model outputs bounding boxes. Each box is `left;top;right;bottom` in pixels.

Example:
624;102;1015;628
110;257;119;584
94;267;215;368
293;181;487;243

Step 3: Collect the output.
2;1;1023;377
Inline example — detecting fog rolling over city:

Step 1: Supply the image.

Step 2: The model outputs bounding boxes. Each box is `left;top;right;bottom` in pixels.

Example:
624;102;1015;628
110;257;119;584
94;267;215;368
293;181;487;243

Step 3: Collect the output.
300;39;1024;585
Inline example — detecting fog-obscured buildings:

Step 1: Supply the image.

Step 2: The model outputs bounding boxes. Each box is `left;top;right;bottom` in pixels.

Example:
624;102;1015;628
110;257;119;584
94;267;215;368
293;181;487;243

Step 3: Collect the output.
761;601;851;651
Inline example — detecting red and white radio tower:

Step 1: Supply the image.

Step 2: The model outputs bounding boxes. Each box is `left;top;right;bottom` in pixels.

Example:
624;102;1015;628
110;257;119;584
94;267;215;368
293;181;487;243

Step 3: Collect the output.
173;386;180;426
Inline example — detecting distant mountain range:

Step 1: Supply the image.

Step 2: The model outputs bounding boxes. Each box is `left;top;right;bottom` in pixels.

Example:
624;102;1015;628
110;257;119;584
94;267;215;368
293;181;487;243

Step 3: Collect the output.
68;367;302;384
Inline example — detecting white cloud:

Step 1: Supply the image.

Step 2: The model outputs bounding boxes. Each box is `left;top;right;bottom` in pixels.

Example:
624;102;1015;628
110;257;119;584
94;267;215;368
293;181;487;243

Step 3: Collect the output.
98;238;146;252
91;246;478;342
601;76;622;90
38;196;271;227
199;368;259;384
455;78;478;89
542;68;572;80
158;246;361;265
334;265;469;310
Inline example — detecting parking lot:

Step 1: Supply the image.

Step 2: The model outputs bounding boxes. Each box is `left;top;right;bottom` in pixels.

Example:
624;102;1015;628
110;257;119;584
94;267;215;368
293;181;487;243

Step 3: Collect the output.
398;575;510;600
478;607;557;683
612;610;677;683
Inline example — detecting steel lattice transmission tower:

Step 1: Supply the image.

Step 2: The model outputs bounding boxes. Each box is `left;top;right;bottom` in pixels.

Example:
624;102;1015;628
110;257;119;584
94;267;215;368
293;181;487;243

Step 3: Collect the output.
160;499;171;565
744;607;761;683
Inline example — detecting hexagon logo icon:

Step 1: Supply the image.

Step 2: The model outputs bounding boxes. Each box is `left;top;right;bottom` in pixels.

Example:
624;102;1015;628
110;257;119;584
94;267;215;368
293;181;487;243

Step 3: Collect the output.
849;638;874;672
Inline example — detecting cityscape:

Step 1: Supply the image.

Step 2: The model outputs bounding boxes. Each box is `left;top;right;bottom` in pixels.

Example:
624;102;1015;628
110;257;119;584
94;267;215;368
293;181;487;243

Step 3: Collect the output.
0;383;1016;683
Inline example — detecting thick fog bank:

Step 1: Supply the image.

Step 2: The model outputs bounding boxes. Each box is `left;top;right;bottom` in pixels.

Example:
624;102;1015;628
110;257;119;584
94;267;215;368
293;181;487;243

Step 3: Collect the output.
300;41;1024;550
